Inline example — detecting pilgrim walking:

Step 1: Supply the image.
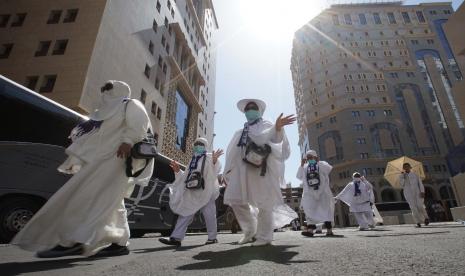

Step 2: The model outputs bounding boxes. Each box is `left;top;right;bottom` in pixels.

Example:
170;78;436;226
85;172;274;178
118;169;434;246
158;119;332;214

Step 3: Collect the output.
223;99;298;246
399;163;430;227
297;150;335;237
159;137;223;247
335;173;376;230
12;80;153;257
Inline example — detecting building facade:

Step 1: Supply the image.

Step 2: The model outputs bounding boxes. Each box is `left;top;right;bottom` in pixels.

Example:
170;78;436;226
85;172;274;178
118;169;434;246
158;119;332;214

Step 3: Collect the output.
0;0;218;164
291;2;462;226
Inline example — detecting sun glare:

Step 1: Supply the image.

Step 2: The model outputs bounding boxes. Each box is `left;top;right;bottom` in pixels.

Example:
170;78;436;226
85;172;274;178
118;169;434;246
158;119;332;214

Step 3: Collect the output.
239;0;326;42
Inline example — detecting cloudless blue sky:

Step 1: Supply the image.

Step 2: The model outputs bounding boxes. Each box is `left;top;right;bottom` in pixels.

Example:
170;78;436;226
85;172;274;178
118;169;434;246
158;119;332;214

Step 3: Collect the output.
211;0;464;186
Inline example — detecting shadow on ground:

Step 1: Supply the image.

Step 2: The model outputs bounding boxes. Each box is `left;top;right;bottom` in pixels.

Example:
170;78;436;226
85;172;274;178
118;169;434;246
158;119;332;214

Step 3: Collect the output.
176;245;318;270
0;257;95;276
360;230;450;238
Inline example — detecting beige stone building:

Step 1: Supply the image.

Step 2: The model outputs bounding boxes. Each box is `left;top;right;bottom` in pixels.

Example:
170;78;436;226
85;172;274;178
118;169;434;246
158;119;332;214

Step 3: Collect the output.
0;0;218;164
291;2;463;226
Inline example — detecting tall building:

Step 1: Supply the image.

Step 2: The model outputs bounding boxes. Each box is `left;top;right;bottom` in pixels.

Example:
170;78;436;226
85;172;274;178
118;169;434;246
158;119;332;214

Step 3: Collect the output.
291;2;463;226
0;0;218;164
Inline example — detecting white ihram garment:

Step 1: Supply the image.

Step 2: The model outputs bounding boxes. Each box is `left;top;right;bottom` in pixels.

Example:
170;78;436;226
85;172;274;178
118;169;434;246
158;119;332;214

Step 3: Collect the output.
336;179;375;228
223;120;297;242
12;97;152;256
297;161;334;224
399;172;428;224
168;153;221;241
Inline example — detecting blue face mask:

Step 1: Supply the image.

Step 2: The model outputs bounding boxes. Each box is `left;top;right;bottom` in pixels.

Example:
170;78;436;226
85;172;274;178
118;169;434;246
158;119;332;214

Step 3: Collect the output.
308;159;317;165
245;110;261;122
193;145;206;154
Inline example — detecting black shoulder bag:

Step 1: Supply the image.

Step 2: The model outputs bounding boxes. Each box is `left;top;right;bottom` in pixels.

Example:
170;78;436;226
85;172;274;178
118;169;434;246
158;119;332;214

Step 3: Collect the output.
185;155;206;190
124;100;158;177
242;141;272;176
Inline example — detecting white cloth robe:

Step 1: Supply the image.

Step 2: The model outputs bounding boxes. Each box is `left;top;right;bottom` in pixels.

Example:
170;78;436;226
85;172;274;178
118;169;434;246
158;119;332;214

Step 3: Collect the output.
223;120;297;229
335;180;375;213
12;99;153;256
399;172;428;222
297;161;335;223
169;154;222;217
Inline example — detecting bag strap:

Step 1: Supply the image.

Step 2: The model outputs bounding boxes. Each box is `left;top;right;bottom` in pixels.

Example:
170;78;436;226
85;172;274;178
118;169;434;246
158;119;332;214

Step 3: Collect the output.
260;145;271;177
125;157;149;178
200;154;207;189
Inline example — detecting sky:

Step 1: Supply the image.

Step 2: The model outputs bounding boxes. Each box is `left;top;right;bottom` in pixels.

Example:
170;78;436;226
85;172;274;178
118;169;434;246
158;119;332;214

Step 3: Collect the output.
211;0;464;186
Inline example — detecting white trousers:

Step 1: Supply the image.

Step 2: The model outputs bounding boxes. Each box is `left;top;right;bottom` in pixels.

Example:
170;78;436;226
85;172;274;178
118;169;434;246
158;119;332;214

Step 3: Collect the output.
171;196;217;241
353;211;375;229
408;202;429;224
232;205;273;242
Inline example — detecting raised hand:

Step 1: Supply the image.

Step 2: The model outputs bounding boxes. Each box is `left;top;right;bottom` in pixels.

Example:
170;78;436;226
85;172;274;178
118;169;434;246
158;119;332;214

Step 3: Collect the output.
275;113;297;131
170;160;180;173
212;149;224;164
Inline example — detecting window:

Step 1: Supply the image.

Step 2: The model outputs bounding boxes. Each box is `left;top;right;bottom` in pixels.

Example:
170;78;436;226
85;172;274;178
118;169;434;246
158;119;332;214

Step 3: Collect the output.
390;72;399;78
34;41;51;56
383;109;393;116
155;77;161;90
52;39;68;55
365;98;370;103
357;138;366;144
0;14;10;27
443;10;451;15
157;107;162;120
11;13;26;27
351;98;356;104
63;9;78;23
25;76;39;90
148;41;154;54
158;55;163;67
332;14;339;25
162;63;167;74
429;10;437;15
47;10;62;24
161;35;166;47
175;90;190;151
360;153;369;159
156;0;161;12
367;110;375;117
39;75;57;93
373;13;381;24
411;39;419;45
387;12;396;24
382;97;388;103
152;19;158;32
164;17;168;27
352;111;360;117
144;64;151;78
344;14;352;25
427;39;434;44
0;43;13;59
401;12;411;24
354;123;364;131
140;89;147;104
151;102;157;114
416;11;426;23
358;13;367;25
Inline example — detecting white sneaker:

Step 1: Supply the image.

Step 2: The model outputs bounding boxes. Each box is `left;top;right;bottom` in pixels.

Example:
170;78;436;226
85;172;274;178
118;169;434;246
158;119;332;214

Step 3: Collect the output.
238;233;255;245
251;240;272;247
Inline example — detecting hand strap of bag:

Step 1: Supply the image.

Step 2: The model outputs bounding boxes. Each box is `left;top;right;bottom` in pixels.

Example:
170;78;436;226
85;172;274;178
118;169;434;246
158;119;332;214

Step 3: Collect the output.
123;99;152;178
198;154;207;189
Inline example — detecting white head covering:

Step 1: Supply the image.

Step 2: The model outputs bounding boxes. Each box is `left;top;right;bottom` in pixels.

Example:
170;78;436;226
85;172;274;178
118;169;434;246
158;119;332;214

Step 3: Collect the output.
352;172;361;180
90;80;131;121
193;137;209;148
306;150;318;157
236;99;266;116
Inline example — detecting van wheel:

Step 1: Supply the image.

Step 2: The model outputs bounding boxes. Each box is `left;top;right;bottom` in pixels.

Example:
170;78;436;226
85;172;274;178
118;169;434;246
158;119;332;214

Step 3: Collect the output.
0;197;41;243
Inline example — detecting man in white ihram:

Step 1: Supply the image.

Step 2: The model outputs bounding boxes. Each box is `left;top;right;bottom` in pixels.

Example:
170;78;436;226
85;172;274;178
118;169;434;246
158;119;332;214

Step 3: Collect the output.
159;137;223;247
12;80;153;257
223;99;298;246
297;150;335;237
399;162;430;228
336;172;376;230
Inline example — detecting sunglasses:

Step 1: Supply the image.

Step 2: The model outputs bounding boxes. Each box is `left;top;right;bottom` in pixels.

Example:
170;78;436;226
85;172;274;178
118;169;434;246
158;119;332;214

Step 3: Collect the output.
101;82;113;93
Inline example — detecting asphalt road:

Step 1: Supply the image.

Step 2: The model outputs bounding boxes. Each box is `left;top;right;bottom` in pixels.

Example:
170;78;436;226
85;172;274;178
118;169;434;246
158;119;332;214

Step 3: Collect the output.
1;223;465;276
